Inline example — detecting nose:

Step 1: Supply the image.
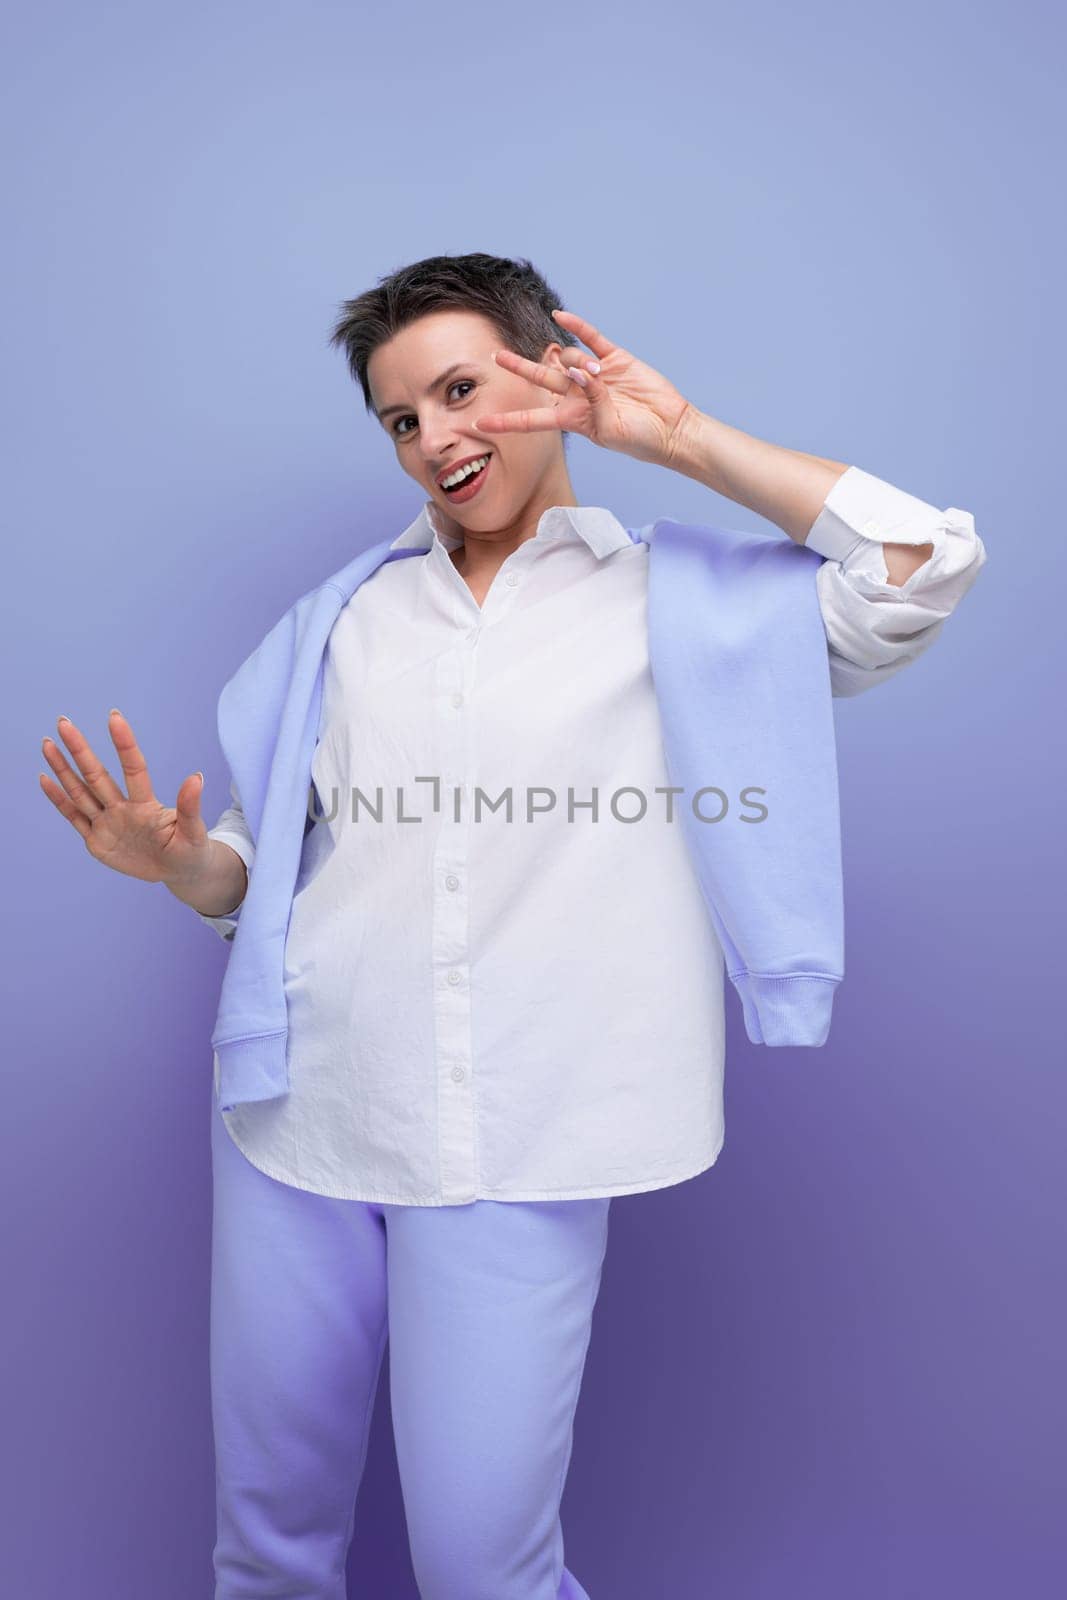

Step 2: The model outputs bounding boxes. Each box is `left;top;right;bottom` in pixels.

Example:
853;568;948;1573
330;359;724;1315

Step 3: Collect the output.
416;415;461;469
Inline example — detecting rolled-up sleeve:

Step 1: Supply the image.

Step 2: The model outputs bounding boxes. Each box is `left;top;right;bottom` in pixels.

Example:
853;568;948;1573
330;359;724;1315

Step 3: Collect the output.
805;465;989;698
195;778;256;942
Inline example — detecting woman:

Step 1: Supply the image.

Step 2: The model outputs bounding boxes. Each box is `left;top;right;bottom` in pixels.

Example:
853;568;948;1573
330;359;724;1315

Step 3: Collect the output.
39;252;987;1599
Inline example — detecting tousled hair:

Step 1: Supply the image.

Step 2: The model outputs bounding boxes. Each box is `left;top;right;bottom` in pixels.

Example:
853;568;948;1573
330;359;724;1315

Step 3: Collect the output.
327;252;581;443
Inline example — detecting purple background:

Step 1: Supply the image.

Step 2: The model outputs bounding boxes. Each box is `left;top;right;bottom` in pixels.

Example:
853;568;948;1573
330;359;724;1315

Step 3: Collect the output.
4;2;1062;1596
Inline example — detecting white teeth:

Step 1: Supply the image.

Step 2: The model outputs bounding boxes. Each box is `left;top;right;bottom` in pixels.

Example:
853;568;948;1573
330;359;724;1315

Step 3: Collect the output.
441;455;489;489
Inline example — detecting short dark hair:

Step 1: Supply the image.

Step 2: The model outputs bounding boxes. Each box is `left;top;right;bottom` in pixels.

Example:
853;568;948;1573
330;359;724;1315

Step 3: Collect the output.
327;252;582;440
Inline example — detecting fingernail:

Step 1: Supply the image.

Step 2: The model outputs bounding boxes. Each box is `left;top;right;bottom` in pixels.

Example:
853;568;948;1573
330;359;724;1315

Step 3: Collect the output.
109;708;123;717
586;360;601;375
567;367;589;387
196;771;204;783
57;715;71;724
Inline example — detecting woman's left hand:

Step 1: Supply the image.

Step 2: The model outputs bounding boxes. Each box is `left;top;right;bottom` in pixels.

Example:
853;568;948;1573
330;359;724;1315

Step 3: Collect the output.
473;308;697;469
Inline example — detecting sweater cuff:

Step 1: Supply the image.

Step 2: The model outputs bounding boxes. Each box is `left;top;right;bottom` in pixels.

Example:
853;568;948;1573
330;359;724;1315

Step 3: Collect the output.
213;1032;290;1111
730;971;841;1047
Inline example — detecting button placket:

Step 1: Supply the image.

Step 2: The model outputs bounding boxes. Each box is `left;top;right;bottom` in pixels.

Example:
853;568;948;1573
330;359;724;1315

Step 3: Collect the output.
479;556;525;621
432;631;478;1202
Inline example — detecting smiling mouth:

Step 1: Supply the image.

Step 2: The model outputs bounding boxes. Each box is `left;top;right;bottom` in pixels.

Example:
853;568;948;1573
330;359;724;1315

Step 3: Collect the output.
439;452;493;495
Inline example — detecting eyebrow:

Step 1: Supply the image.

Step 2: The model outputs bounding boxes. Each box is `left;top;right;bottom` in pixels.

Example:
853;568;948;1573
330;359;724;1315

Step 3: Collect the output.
374;362;479;424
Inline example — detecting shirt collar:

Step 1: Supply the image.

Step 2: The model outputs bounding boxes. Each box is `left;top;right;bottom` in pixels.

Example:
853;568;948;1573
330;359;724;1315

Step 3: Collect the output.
389;499;635;561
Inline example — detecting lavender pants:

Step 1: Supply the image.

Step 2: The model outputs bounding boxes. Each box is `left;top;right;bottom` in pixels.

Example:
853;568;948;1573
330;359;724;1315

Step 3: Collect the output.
209;1088;611;1599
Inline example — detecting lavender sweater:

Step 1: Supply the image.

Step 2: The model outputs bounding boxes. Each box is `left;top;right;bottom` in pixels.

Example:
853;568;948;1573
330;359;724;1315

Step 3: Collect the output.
208;519;843;1111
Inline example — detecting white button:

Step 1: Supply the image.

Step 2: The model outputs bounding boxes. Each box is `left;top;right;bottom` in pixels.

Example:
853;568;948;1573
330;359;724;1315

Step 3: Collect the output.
504;571;519;586
447;969;462;985
451;692;464;708
445;874;460;890
451;1065;465;1082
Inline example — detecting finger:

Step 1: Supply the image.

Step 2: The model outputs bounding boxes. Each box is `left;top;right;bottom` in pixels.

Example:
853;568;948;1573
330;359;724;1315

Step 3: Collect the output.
563;362;591;390
558;351;601;390
173;769;209;841
473;405;568;435
42;718;114;819
106;709;157;806
38;770;93;840
559;346;610;403
549;308;617;362
48;710;138;810
492;349;570;396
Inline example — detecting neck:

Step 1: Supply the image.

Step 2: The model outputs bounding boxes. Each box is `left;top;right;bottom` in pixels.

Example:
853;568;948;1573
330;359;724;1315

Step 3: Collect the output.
447;476;579;583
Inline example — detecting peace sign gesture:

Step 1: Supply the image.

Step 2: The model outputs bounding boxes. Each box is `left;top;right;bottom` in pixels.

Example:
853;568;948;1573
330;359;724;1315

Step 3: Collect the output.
473;308;696;468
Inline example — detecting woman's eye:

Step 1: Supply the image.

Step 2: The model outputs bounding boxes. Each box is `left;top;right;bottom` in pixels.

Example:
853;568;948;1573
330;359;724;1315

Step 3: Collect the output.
393;380;475;437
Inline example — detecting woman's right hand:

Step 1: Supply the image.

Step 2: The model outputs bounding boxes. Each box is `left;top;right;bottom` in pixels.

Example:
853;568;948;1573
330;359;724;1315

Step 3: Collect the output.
40;709;216;891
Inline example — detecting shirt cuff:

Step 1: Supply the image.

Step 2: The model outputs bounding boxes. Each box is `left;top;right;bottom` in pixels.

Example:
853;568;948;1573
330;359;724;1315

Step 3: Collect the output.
804;464;945;564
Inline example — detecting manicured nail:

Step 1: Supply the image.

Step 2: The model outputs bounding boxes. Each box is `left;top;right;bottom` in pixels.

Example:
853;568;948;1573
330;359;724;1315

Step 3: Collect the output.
109;708;123;718
586;360;601;375
57;715;71;724
567;367;589;387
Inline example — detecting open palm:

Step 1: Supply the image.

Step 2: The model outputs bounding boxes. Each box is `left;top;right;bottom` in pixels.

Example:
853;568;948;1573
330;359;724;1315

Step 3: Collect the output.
40;709;213;886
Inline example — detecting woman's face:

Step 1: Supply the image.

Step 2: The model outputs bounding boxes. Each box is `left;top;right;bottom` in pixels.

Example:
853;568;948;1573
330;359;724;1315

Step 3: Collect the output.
367;308;573;535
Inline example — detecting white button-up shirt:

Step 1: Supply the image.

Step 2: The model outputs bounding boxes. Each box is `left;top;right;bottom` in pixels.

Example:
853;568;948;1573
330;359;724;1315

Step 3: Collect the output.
200;467;986;1203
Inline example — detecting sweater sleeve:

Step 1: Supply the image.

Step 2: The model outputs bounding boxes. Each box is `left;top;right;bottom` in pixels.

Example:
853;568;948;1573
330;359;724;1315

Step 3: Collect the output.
806;466;989;698
194;778;256;942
